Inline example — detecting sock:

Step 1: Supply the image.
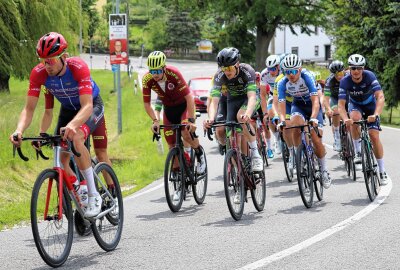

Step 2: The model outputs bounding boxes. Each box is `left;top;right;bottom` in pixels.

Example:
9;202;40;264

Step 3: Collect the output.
80;167;98;197
376;159;385;173
249;141;260;158
274;132;279;142
353;139;361;154
318;157;327;172
333;127;340;141
267;139;272;149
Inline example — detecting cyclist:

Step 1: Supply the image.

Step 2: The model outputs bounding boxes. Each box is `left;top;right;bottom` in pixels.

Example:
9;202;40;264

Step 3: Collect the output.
206;47;263;172
142;51;206;181
260;55;282;156
338;54;389;185
255;71;273;159
9;32;104;217
277;54;332;188
324;60;346;151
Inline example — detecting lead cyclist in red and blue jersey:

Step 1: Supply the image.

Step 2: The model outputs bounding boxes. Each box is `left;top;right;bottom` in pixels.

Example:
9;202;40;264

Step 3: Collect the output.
9;32;105;217
277;54;331;189
338;54;390;185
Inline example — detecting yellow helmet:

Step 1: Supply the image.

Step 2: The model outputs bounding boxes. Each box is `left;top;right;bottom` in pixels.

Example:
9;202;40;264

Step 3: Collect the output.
147;51;166;69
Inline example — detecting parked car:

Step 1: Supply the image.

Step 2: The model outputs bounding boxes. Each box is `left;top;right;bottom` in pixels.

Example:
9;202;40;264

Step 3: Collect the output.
188;77;213;113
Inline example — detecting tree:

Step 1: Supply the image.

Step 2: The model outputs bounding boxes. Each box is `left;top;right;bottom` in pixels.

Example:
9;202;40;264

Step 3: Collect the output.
0;0;80;93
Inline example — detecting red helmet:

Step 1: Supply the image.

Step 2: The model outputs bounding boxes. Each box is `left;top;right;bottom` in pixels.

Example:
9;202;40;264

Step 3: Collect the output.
36;32;68;58
255;71;261;82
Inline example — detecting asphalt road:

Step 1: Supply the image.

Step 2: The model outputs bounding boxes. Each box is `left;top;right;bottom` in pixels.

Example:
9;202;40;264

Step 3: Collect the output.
1;54;398;269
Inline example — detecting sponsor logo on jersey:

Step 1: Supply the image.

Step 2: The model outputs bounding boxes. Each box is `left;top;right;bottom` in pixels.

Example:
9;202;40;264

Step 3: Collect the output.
168;83;175;90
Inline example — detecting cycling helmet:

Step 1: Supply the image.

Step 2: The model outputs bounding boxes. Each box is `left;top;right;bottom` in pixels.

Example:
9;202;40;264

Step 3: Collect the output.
282;54;302;69
36;32;68;58
265;55;280;68
348;54;365;66
217;47;240;67
329;60;345;73
147;51;166;69
255;71;261;82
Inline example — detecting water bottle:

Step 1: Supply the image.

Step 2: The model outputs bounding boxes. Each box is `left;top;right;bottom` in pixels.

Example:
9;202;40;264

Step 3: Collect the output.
157;139;164;155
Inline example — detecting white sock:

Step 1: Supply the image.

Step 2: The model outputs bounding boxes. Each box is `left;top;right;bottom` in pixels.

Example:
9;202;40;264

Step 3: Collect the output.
249;141;260;158
267;139;272;149
80;167;98;197
333;127;340;140
274;132;279;142
353;139;361;154
376;159;385;173
318;157;327;172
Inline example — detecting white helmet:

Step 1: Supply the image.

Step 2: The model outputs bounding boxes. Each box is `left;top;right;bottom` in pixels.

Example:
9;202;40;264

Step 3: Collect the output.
265;55;280;68
282;54;302;69
348;54;365;66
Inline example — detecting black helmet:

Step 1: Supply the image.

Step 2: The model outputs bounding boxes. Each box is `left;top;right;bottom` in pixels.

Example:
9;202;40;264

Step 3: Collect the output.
329;60;345;73
217;47;240;67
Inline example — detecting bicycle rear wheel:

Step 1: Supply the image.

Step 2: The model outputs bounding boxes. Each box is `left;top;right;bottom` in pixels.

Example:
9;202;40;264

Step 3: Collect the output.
224;149;245;221
31;169;73;268
282;139;294;182
192;146;208;205
164;148;185;212
92;162;124;251
250;171;266;212
361;141;378;201
313;155;324;202
296;144;314;208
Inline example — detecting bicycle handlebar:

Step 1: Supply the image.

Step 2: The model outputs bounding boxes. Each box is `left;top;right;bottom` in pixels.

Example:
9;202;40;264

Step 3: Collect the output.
204;120;255;141
285;123;322;138
152;124;198;141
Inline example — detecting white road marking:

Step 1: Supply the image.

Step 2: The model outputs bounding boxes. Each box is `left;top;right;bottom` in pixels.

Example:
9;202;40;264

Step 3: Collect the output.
125;182;163;202
237;178;392;270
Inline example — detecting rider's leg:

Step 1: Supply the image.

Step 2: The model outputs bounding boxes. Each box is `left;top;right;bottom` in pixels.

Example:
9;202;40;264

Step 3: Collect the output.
349;110;362;156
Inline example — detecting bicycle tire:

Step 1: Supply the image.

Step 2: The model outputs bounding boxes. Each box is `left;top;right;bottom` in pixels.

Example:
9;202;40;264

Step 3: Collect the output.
250;170;266;212
361;141;377;201
257;131;269;167
313;155;324;202
164;148;185;212
224;149;245;221
91;162;124;251
31;169;73;268
192;145;208;205
296;144;314;208
346;133;356;181
282;139;293;182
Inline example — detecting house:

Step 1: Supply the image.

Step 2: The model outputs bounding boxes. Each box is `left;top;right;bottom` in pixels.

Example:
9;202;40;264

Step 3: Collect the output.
271;25;334;64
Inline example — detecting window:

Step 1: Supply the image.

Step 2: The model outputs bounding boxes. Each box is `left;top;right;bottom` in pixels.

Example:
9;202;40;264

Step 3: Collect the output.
314;45;319;57
291;47;298;55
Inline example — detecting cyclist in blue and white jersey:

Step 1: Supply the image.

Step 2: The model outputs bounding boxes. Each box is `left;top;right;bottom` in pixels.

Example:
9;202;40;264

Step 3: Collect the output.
277;54;331;188
338;54;389;185
260;55;281;156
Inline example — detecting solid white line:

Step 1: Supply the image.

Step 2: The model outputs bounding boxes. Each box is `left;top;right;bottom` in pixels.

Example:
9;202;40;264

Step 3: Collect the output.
125;182;163;202
237;178;392;270
381;125;400;131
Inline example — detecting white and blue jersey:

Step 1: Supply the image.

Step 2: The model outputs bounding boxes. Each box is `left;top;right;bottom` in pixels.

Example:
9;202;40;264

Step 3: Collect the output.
277;69;318;104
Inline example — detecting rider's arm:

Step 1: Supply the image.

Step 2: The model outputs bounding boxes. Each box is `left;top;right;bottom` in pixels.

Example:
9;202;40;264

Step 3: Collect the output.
374;90;385;116
310;95;320;119
245;91;257;118
144;102;158;122
15;95;39;134
260;85;268;115
277;78;286;122
68;94;93;130
184;93;196;120
40;109;53;133
338;99;348;121
208;96;220;121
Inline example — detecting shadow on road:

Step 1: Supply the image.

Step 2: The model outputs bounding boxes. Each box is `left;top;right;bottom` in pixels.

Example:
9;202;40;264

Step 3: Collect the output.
136;203;205;221
201;211;264;227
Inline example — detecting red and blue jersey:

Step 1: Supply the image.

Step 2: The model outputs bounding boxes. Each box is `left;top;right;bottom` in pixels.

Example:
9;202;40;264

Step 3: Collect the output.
28;57;100;110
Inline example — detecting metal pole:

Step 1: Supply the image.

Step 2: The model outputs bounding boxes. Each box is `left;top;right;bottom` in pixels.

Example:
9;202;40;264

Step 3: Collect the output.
117;65;122;134
79;0;82;54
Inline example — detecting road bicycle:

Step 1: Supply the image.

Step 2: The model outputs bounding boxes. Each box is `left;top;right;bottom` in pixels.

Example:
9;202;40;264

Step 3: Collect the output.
207;121;266;221
338;119;356;181
251;112;269;168
353;119;381;201
156;124;208;212
286;123;323;208
280;130;295;182
13;134;123;267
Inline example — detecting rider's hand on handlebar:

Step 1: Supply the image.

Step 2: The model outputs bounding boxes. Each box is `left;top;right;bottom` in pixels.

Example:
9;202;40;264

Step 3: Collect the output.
203;119;214;129
367;114;378;123
60;123;78;141
186;122;197;133
277;121;286;130
151;121;160;134
345;118;354;127
326;108;333;118
10;131;22;147
240;114;251;123
309;118;319;127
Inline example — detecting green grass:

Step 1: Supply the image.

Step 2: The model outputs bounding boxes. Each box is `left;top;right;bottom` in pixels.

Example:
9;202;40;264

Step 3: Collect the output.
0;70;167;230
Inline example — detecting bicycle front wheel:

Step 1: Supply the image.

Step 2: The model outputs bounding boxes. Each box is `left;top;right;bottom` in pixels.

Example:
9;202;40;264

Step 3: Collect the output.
361;141;378;201
224;149;245;221
282;139;294;182
31;169;73;268
296;144;314;208
313;155;324;202
257;132;269;167
250;171;266;212
92;162;124;251
192;146;208;205
346;133;356;181
164;148;185;212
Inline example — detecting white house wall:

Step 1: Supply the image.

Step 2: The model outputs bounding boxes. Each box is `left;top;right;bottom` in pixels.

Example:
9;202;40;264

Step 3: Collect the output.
273;25;333;62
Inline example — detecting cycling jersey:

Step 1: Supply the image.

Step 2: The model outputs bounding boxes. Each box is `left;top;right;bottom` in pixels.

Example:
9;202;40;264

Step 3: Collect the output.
277;69;318;104
210;63;257;99
142;65;190;106
28;57;100;111
324;74;341;98
338;70;381;105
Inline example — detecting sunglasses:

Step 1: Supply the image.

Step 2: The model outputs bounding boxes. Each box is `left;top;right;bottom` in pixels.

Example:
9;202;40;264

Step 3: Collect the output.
39;53;65;66
221;65;235;72
149;69;163;75
350;66;363;71
285;69;299;75
267;67;278;72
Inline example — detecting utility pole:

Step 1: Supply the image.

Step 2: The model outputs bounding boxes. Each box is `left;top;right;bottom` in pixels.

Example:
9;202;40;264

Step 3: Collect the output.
116;0;122;134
